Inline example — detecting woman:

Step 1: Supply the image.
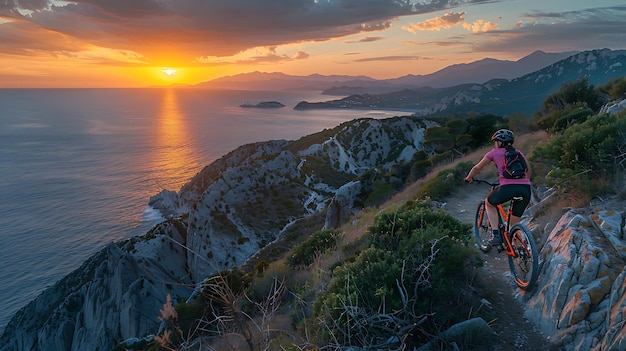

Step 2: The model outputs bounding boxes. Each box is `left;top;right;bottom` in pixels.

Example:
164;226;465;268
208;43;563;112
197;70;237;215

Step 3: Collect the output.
464;129;532;245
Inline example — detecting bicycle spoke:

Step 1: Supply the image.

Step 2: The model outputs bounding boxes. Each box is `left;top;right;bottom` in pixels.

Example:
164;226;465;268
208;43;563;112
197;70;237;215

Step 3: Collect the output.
508;224;539;290
474;201;492;253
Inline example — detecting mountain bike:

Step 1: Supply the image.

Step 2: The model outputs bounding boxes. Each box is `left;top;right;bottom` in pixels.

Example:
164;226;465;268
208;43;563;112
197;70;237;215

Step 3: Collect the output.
471;179;539;291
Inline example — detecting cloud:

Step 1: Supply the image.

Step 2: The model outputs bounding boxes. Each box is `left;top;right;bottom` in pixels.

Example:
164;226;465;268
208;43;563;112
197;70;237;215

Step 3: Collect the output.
0;0;489;64
346;36;386;43
400;5;626;57
403;12;466;32
403;11;498;33
463;19;499;33
194;47;310;66
353;55;432;62
469;6;626;55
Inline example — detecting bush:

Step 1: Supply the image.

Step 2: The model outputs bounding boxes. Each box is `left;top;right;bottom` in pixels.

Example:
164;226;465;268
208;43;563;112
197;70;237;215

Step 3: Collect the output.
286;230;342;267
418;162;473;201
534;104;593;133
543;77;605;112
532;112;626;196
599;77;626;101
313;202;479;346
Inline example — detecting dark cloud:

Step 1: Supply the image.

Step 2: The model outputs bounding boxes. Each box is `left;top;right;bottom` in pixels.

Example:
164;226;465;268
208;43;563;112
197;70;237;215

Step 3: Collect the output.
469;6;626;55
0;0;49;12
346;36;386;43
354;55;432;62
0;0;487;63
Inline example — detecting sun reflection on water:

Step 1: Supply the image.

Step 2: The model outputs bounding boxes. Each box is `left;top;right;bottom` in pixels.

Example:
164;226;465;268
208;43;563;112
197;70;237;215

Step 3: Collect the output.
151;88;200;190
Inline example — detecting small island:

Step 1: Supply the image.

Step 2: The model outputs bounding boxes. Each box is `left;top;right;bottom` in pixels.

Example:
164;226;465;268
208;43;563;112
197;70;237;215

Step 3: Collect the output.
240;101;285;108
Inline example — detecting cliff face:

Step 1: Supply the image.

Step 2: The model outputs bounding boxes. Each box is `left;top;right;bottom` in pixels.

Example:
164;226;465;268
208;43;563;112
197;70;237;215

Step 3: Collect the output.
523;197;626;350
0;220;191;351
159;117;433;280
0;116;433;350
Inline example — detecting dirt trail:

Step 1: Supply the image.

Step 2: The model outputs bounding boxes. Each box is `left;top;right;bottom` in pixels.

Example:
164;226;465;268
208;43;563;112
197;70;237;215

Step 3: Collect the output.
442;185;554;350
341;131;557;350
416;130;556;350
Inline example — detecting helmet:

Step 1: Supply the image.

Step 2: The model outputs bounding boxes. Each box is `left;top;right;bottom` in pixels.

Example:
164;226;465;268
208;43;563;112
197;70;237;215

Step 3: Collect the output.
491;129;514;144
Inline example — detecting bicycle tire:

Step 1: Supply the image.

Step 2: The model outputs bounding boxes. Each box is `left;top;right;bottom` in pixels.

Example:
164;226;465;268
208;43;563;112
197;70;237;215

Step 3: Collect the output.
473;201;492;253
507;223;539;290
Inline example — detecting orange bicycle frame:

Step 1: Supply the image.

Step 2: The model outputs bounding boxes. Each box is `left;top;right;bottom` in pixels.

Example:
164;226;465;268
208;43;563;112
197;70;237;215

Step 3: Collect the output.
498;204;518;258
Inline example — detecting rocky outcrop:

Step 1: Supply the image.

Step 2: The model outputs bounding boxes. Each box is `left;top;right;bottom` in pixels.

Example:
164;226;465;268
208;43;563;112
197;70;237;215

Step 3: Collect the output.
152;117;433;281
523;202;626;350
0;220;192;351
324;180;361;229
1;116;433;350
600;98;626;115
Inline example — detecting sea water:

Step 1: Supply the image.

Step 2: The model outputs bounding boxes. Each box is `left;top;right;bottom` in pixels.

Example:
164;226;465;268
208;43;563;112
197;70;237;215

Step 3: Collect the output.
0;87;411;333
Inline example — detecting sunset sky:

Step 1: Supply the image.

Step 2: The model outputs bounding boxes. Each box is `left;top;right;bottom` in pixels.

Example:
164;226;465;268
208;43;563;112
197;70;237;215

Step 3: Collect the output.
1;0;624;88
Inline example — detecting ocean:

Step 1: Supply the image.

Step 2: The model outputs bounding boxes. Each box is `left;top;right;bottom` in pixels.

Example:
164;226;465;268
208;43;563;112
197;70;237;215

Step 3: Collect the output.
0;88;409;333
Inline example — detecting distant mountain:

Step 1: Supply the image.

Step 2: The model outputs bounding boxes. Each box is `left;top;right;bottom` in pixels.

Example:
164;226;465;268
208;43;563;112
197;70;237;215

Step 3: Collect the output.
195;50;577;92
295;48;626;116
383;50;578;89
195;71;387;91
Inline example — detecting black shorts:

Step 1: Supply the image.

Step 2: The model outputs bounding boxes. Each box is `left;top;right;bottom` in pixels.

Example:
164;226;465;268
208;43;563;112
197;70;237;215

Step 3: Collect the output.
487;184;531;217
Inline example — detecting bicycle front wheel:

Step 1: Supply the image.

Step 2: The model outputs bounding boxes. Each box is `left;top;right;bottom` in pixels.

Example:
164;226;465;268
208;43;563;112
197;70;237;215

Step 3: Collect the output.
474;201;492;253
507;223;539;290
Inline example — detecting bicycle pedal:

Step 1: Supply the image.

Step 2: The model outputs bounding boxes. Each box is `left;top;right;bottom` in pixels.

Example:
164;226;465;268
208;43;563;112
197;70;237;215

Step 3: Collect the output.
496;245;504;253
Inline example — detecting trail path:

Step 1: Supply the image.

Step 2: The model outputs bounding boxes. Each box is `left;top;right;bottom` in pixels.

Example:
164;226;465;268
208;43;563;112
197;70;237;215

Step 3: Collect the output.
442;185;556;350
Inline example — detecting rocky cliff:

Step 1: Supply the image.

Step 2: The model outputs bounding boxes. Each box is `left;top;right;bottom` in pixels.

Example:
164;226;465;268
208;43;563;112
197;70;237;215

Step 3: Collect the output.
523;196;626;350
0;116;434;350
149;117;433;281
2;110;624;350
0;219;191;351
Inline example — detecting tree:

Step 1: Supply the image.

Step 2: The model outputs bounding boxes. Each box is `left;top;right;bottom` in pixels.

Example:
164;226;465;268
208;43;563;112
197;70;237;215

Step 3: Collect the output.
543;77;605;112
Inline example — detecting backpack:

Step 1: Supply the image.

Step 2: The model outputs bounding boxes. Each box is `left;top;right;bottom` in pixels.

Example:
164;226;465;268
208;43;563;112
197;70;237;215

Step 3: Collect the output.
503;146;528;179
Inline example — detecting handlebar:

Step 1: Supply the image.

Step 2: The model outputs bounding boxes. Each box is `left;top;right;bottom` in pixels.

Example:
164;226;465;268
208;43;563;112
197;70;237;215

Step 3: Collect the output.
467;178;499;187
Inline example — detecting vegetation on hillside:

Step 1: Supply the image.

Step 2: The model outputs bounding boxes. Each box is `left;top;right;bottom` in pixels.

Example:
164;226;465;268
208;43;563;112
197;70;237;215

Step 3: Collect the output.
125;75;626;351
530;77;626;201
313;202;478;348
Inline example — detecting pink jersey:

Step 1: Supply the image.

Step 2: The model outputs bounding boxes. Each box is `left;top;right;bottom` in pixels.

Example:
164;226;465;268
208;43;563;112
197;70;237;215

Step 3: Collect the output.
485;147;531;186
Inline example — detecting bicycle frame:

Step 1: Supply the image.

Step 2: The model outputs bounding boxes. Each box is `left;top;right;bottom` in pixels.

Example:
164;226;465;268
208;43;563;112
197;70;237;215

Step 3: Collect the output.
497;202;518;258
474;181;520;258
471;178;539;290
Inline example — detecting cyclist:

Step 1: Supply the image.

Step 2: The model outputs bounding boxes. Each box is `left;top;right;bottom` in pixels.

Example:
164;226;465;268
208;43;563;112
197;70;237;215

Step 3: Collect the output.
464;129;532;245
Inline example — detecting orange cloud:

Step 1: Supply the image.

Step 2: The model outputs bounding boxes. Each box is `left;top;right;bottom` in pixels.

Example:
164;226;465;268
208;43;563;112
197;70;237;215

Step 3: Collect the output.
403;12;466;33
194;47;310;65
463;19;500;33
403;11;499;34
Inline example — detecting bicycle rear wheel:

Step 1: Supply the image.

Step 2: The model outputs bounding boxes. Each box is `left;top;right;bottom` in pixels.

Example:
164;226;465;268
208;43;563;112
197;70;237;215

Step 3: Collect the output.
473;201;492;253
507;223;539;290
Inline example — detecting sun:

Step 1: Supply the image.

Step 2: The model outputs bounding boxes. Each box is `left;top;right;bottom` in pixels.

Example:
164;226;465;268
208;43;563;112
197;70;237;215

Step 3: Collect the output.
162;68;177;76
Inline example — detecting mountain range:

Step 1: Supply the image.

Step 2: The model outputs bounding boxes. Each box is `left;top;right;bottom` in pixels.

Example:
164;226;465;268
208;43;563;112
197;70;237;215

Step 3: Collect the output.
197;50;578;92
196;49;626;116
292;48;626;116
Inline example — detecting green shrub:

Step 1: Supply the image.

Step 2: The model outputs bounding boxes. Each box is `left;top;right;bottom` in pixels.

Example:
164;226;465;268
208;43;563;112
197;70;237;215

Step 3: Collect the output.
543;77;605;112
364;180;395;206
418;162;473;201
286;230;342;267
535;104;593;133
532;112;626;196
313;202;479;345
599;77;626;101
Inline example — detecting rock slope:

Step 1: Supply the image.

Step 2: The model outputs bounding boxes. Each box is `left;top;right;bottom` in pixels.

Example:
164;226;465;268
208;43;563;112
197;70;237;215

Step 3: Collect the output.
0;116;433;350
0;219;191;351
524;200;626;350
